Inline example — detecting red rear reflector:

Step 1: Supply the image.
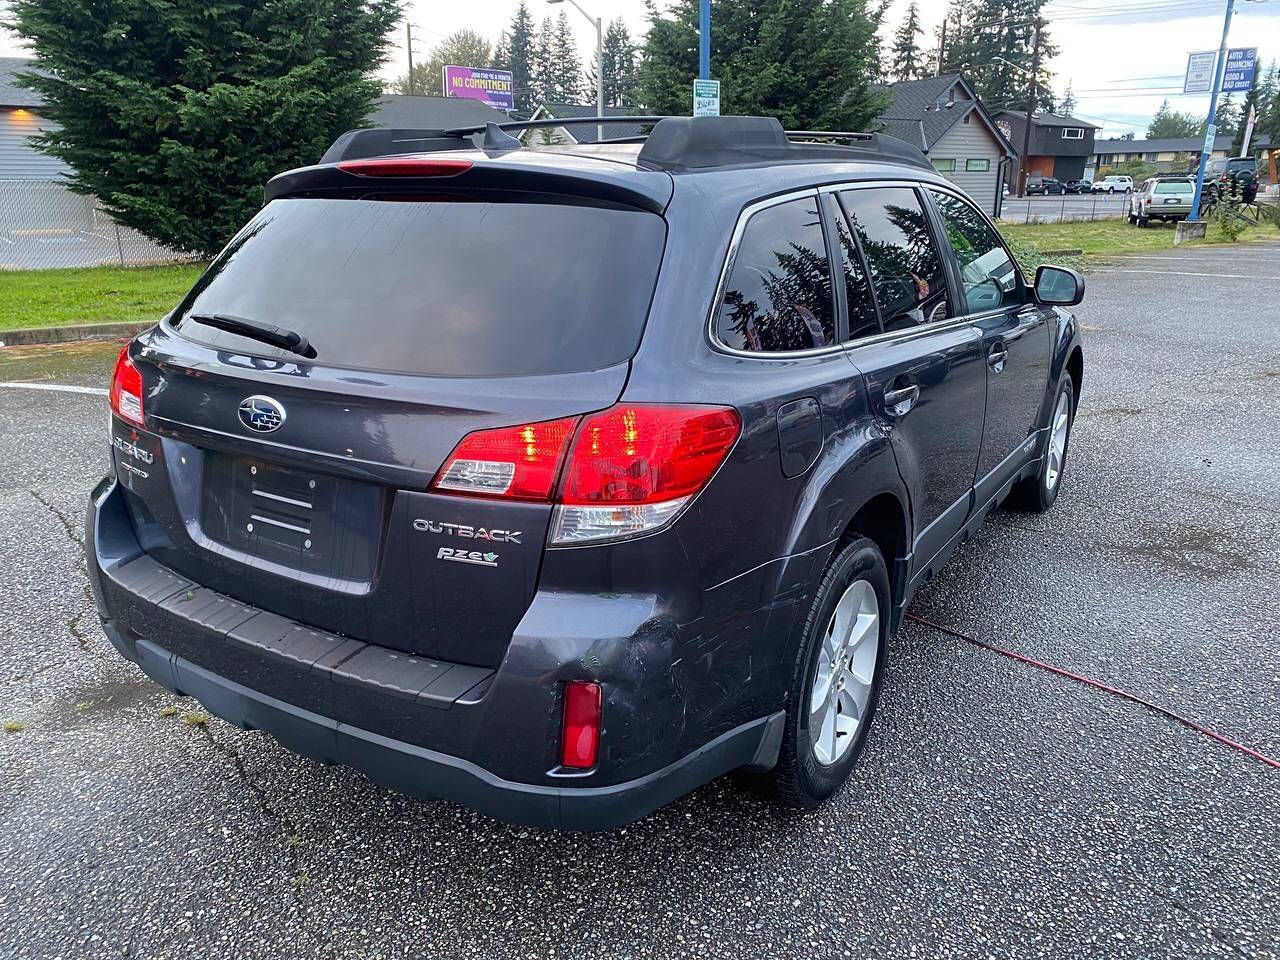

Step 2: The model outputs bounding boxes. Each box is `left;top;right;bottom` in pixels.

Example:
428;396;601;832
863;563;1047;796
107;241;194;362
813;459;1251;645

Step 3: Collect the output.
561;681;602;769
337;157;473;178
559;405;741;505
109;344;144;426
431;416;579;501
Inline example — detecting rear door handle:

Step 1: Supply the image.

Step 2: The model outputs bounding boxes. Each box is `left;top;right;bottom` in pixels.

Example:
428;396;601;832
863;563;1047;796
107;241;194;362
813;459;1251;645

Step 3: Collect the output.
988;345;1009;372
883;384;920;417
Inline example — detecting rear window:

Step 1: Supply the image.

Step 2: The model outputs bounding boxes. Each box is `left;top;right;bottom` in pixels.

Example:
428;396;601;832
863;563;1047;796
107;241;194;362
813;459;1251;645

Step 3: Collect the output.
1155;181;1191;194
171;197;666;377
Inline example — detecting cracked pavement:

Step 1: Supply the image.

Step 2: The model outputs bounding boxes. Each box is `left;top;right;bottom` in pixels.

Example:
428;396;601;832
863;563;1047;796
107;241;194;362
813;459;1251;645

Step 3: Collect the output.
1;245;1278;958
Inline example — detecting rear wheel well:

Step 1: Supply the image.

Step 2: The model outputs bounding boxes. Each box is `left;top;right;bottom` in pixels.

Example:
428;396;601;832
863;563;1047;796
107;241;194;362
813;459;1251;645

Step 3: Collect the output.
1066;347;1083;411
837;493;907;599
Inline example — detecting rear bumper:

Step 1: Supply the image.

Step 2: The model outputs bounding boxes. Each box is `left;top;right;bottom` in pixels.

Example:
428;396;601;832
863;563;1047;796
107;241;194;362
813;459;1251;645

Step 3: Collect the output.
87;477;783;830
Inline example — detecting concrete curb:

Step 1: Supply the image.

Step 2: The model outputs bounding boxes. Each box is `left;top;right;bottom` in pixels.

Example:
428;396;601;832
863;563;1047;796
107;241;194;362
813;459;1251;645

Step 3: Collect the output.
0;321;152;348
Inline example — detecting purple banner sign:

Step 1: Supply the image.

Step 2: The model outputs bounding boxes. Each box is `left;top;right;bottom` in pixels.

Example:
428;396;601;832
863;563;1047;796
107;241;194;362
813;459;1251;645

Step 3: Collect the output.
442;65;515;111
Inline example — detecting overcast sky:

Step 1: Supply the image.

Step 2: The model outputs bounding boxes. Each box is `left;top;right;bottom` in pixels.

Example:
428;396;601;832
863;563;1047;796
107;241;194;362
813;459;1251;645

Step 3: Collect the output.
3;0;1279;137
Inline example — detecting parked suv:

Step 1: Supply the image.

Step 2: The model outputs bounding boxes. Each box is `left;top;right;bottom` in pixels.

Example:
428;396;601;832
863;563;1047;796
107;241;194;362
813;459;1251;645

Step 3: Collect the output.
88;116;1084;830
1203;156;1259;204
1026;175;1066;195
1092;175;1133;193
1129;177;1194;225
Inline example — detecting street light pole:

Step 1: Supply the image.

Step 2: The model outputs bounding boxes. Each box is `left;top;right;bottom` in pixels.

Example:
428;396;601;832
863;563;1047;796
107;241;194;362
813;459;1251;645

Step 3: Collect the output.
548;0;604;142
1188;0;1236;222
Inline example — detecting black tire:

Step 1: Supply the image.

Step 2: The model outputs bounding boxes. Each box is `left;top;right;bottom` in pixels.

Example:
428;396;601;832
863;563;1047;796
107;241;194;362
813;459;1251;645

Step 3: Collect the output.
769;536;890;808
1128;213;1138;224
1009;371;1075;512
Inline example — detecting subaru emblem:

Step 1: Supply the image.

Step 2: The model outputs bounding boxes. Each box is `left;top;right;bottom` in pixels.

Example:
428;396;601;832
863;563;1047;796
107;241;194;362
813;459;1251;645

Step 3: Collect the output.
237;395;286;433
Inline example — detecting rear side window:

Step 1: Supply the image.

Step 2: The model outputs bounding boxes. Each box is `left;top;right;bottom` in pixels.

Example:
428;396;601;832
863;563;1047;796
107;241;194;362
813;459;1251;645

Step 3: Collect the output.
838;187;951;334
715;196;835;352
930;190;1024;314
171;198;666;378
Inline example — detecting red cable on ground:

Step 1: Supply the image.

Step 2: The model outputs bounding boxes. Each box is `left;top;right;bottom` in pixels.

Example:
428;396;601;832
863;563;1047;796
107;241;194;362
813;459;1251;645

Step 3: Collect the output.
904;612;1280;772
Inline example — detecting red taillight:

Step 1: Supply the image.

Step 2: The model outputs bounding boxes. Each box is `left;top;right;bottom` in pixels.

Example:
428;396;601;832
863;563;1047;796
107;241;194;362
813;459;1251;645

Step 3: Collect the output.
559;405;741;505
337;157;473;177
109;344;144;426
431;416;578;501
431;405;741;544
560;681;602;769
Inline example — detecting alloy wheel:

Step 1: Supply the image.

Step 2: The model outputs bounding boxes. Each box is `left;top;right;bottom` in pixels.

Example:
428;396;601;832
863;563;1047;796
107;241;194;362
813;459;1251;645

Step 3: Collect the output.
808;578;879;766
1044;390;1071;493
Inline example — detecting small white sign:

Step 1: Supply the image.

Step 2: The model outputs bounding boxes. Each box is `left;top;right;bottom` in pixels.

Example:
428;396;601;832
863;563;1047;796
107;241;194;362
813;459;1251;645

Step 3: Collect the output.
693;79;720;118
1184;51;1216;94
1202;122;1216;157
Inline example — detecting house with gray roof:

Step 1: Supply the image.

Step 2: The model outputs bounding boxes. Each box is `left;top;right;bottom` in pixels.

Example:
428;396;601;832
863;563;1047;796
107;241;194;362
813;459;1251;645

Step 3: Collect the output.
0;56;70;180
874;74;1014;216
992;110;1099;185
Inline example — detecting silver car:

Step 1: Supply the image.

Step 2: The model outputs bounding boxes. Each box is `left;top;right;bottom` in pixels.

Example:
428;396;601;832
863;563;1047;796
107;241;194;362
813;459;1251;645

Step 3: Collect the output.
1129;177;1194;226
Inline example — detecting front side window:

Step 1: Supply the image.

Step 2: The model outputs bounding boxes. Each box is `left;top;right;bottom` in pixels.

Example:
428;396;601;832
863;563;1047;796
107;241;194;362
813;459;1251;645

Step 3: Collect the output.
838;187;951;334
715;196;835;352
930;190;1025;314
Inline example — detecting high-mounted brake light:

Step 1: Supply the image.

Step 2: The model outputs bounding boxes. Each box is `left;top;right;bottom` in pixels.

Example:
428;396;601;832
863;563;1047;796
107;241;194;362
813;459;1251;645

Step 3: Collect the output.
109;344;144;426
337;157;473;178
430;405;741;545
431;416;579;501
560;681;602;769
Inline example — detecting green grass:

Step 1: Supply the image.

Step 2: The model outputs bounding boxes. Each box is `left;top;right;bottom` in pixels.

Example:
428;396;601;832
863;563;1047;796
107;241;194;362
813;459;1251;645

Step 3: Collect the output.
1001;217;1280;259
0;263;202;331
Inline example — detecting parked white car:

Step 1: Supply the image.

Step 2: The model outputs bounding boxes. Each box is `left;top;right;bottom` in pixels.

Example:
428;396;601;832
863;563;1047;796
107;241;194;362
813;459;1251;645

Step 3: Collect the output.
1092;175;1133;194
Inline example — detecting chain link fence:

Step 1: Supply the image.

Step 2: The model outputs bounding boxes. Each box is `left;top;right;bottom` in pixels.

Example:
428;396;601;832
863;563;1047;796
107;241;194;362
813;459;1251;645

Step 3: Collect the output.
0;180;197;271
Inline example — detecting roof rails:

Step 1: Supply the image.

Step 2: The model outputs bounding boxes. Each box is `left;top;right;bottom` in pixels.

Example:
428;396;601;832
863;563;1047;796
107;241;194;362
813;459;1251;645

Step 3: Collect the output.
319;115;932;173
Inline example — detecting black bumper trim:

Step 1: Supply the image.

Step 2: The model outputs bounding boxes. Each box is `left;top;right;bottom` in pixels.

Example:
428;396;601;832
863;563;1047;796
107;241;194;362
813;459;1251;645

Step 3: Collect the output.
109;620;782;831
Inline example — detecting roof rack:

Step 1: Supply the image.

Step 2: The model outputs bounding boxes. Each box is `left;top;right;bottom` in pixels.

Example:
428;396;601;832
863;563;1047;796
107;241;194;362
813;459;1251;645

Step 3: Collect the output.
319;115;931;173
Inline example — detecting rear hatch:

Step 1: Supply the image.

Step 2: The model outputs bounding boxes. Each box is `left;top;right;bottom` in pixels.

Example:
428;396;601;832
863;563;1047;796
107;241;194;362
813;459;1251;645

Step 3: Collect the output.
116;182;668;667
1154;180;1193;208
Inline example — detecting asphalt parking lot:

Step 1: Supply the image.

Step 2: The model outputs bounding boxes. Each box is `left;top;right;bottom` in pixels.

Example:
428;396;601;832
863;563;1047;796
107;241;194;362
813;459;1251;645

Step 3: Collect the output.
2;243;1278;959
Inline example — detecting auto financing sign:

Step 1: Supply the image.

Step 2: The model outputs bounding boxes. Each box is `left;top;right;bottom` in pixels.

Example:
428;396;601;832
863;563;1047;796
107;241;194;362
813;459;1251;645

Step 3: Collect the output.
442;65;514;111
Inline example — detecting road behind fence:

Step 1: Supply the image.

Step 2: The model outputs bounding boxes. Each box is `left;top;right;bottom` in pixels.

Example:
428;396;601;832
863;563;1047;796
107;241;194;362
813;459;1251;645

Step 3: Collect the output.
0;180;196;270
998;192;1130;224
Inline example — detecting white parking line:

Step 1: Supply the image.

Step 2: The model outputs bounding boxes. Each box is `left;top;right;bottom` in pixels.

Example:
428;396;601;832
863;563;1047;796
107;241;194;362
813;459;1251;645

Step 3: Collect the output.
1092;268;1280;280
0;381;107;397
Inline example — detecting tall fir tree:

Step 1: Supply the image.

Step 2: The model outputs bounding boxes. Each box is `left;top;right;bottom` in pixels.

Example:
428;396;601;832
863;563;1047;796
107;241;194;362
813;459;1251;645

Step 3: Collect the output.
10;0;400;258
1147;99;1203;139
1214;93;1238;136
943;0;1056;113
598;18;639;107
1259;60;1280;143
638;0;887;130
531;12;583;104
1058;81;1076;115
491;2;538;114
890;2;926;82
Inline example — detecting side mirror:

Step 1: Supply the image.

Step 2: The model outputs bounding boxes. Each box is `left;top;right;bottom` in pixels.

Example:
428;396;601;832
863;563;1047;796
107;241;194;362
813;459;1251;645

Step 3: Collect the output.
1035;265;1085;306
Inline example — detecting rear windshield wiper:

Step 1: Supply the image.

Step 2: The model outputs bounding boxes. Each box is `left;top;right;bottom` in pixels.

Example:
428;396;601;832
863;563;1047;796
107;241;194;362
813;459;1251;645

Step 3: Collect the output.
186;313;317;359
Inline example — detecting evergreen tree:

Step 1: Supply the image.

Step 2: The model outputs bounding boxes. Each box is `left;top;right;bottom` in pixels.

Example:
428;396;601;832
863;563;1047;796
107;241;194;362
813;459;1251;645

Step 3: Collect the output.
1059;81;1076;115
10;0;399;258
638;0;888;130
1147;99;1202;139
944;0;1057;113
1259;60;1280;143
1214;93;1238;135
531;12;583;104
890;2;926;82
492;2;538;114
600;19;639;106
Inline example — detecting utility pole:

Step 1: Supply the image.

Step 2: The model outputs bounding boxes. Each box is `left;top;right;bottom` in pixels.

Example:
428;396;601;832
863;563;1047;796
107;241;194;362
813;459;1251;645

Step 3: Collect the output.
699;0;711;81
1017;17;1045;198
936;17;947;76
406;22;415;96
1189;0;1236;222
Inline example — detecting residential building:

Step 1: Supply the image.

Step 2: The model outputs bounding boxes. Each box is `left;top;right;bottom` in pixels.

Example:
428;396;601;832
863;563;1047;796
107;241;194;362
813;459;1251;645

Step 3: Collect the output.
1093;135;1273;177
874;74;1014;216
993;110;1099;185
0;56;70;180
